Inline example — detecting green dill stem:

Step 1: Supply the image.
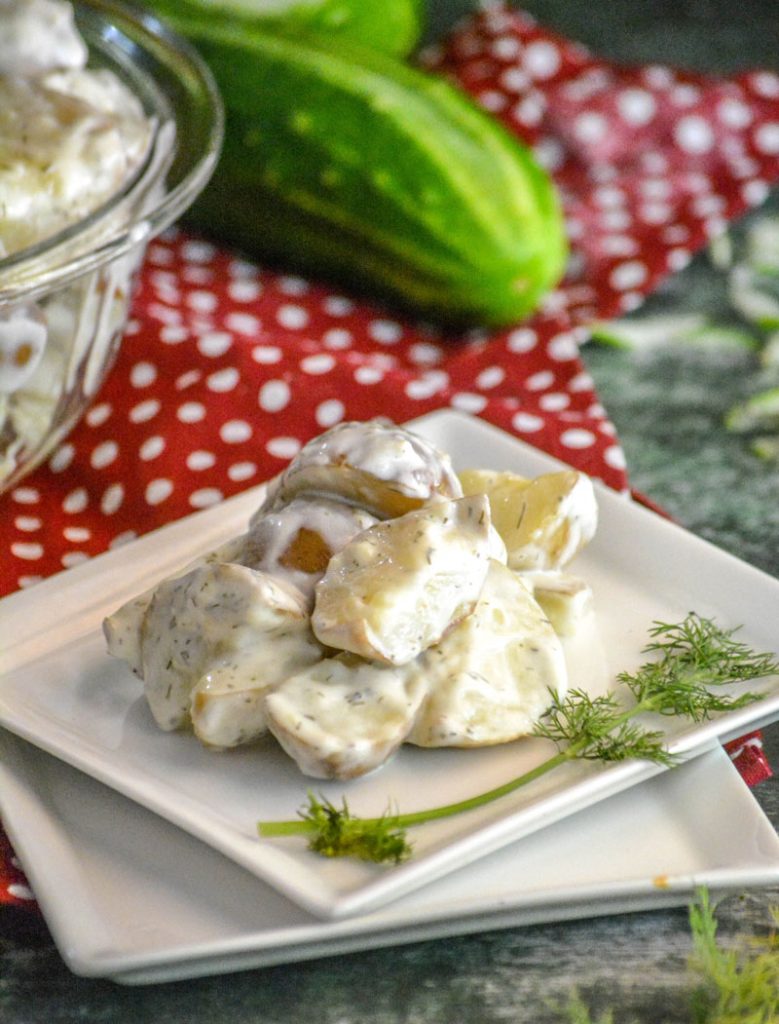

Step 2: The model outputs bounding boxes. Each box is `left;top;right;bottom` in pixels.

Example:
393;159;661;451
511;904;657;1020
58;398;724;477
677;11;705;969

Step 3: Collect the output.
261;744;583;838
258;819;322;837
259;699;657;838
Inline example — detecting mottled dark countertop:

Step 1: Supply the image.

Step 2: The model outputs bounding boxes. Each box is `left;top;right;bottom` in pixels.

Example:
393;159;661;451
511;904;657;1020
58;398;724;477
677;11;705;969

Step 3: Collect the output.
2;1;779;1021
584;190;779;582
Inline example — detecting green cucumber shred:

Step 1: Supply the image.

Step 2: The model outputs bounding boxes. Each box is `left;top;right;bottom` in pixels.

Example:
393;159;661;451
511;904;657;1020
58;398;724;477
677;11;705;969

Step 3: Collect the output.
725;387;779;434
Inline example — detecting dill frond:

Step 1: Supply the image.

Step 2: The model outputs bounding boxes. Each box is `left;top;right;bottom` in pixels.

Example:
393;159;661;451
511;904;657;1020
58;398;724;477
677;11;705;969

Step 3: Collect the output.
688;889;779;1024
621;614;777;722
300;793;412;865
560;990;616;1024
534;687;674;764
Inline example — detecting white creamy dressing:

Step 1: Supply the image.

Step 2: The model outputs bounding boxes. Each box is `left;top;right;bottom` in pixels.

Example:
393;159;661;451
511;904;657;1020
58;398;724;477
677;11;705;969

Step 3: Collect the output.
312;494;494;665
0;304;48;393
266;419;464;516
305;419;458;496
245;497;379;604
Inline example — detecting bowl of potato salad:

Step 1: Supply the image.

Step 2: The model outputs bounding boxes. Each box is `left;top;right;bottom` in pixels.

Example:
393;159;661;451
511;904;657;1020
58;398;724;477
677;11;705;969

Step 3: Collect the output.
0;0;222;492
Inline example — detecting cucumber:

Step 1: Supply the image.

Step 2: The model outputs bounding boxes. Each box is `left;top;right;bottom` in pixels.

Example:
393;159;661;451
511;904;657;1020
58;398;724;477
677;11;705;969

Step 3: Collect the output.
143;0;425;58
181;24;568;328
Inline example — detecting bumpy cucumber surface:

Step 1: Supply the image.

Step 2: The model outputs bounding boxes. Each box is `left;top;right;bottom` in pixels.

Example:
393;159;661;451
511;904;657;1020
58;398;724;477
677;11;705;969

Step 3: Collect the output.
144;0;425;58
182;24;568;328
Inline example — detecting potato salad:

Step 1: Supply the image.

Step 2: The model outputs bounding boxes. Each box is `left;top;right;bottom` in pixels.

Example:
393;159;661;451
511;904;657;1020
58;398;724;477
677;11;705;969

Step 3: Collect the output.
105;420;599;780
0;0;152;257
0;0;155;483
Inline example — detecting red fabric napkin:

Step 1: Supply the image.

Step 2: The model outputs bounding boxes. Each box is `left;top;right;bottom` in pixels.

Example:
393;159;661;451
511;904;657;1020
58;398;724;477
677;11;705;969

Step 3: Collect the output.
1;4;777;912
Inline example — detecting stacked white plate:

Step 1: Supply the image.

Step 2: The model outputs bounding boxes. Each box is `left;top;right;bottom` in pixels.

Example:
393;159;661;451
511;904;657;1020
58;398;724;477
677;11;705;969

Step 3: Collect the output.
2;412;779;982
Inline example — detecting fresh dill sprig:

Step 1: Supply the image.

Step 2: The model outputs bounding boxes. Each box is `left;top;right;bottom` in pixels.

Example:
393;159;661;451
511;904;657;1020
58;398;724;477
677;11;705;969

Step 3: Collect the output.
257;613;777;864
619;614;776;720
557;889;779;1024
298;793;410;865
688;889;779;1024
532;687;674;764
559;991;616;1024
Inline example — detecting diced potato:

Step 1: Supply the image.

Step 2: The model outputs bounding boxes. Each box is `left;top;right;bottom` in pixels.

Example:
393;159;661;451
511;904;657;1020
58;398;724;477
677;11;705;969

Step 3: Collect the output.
261;419;462;519
458;466;529;497
517;570;594;637
407;560;567;747
243;497;378;606
266;653;426;779
459;467;597;570
140;563;310;731
312;495;493;665
103;533;250;679
190;623;323;749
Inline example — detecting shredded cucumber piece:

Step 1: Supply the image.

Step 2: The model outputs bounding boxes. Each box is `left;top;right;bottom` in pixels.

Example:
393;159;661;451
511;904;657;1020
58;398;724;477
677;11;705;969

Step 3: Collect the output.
725;387;779;433
681;325;759;350
708;231;733;271
750;435;779;461
590;314;706;350
745;215;779;275
760;330;779;368
589;314;755;351
598;213;779;458
728;265;779;330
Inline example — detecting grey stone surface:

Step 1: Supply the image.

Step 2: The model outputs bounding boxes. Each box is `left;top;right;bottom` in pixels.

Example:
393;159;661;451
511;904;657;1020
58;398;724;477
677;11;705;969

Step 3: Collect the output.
584;216;779;580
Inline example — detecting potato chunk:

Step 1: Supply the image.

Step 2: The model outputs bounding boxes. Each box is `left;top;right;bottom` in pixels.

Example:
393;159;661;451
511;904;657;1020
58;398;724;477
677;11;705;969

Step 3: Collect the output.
261;419;462;519
140;563;313;732
103;533;249;678
517;570;594;637
265;653;426;779
312;495;493;665
243;497;378;606
406;560;567;747
190;621;323;750
459;467;597;570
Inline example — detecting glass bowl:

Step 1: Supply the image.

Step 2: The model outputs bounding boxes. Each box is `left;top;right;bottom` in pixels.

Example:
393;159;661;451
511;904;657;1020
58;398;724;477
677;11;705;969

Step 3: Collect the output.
0;0;223;493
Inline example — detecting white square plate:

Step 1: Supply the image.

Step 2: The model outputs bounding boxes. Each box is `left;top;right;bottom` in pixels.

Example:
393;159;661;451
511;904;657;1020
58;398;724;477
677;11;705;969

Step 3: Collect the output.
2;732;779;984
1;411;778;919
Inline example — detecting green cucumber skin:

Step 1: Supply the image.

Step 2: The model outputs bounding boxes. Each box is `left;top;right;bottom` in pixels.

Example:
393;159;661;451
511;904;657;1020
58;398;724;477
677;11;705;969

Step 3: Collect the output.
182;25;568;328
143;0;425;58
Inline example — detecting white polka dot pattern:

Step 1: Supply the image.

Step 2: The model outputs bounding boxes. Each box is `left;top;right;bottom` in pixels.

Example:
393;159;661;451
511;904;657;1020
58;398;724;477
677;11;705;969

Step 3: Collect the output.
0;829;38;908
1;5;778;604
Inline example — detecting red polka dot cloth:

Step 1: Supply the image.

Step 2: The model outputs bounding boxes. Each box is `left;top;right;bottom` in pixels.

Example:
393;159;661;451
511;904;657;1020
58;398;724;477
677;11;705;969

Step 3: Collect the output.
1;5;777;912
